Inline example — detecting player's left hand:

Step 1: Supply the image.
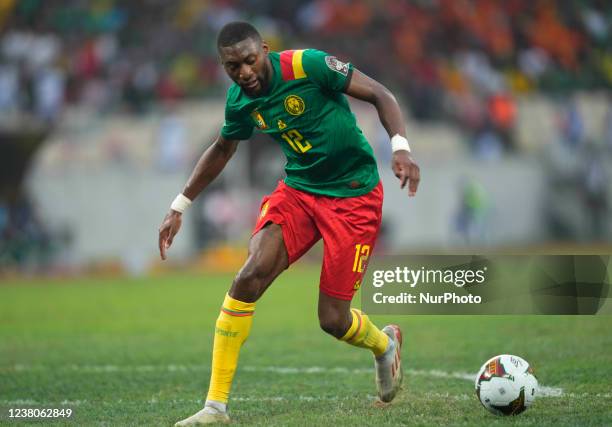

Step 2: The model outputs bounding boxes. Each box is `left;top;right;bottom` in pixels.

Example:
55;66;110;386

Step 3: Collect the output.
392;151;420;197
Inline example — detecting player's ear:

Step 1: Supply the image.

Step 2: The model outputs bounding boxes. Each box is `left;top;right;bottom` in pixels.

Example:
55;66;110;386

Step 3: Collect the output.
261;41;269;55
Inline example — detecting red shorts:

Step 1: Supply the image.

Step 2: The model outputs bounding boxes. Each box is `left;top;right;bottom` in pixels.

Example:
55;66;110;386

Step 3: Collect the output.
252;181;383;301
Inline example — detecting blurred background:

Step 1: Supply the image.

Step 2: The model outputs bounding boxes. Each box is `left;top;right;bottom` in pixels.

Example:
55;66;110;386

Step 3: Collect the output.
0;0;611;277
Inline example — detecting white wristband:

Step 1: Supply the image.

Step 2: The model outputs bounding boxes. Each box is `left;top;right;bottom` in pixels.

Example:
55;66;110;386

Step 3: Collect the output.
391;134;411;153
170;193;192;213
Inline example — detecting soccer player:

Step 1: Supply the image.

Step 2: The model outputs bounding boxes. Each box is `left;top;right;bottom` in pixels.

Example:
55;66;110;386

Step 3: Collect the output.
158;22;420;426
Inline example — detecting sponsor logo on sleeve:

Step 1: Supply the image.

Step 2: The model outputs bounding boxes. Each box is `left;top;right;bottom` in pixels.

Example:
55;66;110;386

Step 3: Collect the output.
325;56;349;76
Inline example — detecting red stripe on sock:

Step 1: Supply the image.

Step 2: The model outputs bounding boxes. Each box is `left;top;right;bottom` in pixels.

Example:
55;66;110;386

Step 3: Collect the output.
221;308;254;317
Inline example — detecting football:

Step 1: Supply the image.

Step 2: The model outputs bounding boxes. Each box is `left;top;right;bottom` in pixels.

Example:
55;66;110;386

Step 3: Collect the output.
475;354;538;416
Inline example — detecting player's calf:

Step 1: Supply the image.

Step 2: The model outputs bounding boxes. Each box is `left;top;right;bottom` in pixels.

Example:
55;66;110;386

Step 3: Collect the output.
318;293;390;354
319;308;352;338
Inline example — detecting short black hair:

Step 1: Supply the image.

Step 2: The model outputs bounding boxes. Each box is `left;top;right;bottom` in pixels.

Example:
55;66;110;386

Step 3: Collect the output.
217;21;261;49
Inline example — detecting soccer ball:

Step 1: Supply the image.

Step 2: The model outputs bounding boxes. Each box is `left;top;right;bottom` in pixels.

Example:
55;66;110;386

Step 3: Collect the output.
475;354;538;416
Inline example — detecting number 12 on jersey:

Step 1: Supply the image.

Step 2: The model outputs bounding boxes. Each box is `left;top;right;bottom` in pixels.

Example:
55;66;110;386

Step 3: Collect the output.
281;129;312;153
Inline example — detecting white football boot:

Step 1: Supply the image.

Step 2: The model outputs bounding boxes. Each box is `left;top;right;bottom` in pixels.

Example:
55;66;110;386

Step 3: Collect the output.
174;406;230;426
375;324;403;402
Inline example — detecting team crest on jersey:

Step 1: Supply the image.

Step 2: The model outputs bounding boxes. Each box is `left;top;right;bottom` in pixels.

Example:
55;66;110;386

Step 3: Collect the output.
284;95;305;116
250;110;268;129
325;56;349;76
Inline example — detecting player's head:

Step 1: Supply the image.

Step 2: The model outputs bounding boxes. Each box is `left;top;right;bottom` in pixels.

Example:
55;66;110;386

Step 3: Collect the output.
217;22;271;97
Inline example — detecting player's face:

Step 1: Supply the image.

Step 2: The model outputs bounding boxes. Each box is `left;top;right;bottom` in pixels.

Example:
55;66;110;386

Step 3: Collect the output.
220;38;271;97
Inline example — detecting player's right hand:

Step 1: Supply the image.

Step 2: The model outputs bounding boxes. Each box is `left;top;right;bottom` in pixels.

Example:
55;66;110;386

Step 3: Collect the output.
158;210;182;260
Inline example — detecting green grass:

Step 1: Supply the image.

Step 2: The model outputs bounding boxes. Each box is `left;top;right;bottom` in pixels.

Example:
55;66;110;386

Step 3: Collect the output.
1;266;611;426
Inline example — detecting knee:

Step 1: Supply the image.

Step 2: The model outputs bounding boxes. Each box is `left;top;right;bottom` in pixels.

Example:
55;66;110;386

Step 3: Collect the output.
319;311;351;339
231;263;271;302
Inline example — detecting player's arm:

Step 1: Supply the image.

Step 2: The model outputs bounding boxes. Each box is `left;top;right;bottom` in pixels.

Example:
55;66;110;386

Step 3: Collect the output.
158;135;239;260
344;70;420;197
182;135;238;200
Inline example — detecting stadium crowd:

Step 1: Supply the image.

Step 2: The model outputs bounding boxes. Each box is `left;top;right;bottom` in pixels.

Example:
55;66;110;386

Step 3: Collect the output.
1;0;610;125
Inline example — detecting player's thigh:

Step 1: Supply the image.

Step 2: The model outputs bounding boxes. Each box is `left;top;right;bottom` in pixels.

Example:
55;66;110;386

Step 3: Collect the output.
253;181;321;265
229;223;289;301
317;183;383;301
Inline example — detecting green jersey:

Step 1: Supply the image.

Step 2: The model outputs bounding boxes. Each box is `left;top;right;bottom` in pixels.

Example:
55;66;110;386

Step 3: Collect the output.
220;49;380;197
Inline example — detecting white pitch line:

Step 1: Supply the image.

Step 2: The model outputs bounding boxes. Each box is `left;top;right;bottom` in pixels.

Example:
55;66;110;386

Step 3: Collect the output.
4;364;568;397
0;394;475;407
8;391;609;409
0;396;375;407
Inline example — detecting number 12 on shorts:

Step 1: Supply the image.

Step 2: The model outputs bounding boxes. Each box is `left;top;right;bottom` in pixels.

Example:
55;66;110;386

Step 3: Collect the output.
352;244;371;273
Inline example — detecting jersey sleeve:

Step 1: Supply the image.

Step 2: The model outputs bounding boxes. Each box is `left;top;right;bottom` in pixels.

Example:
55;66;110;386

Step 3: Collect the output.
220;90;254;141
279;49;354;92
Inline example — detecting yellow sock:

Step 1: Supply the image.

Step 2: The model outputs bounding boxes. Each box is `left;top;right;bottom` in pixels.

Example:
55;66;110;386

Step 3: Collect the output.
340;308;389;357
206;293;255;403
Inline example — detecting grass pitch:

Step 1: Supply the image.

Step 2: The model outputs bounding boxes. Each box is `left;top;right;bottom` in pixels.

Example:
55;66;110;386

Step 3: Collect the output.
1;266;611;426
